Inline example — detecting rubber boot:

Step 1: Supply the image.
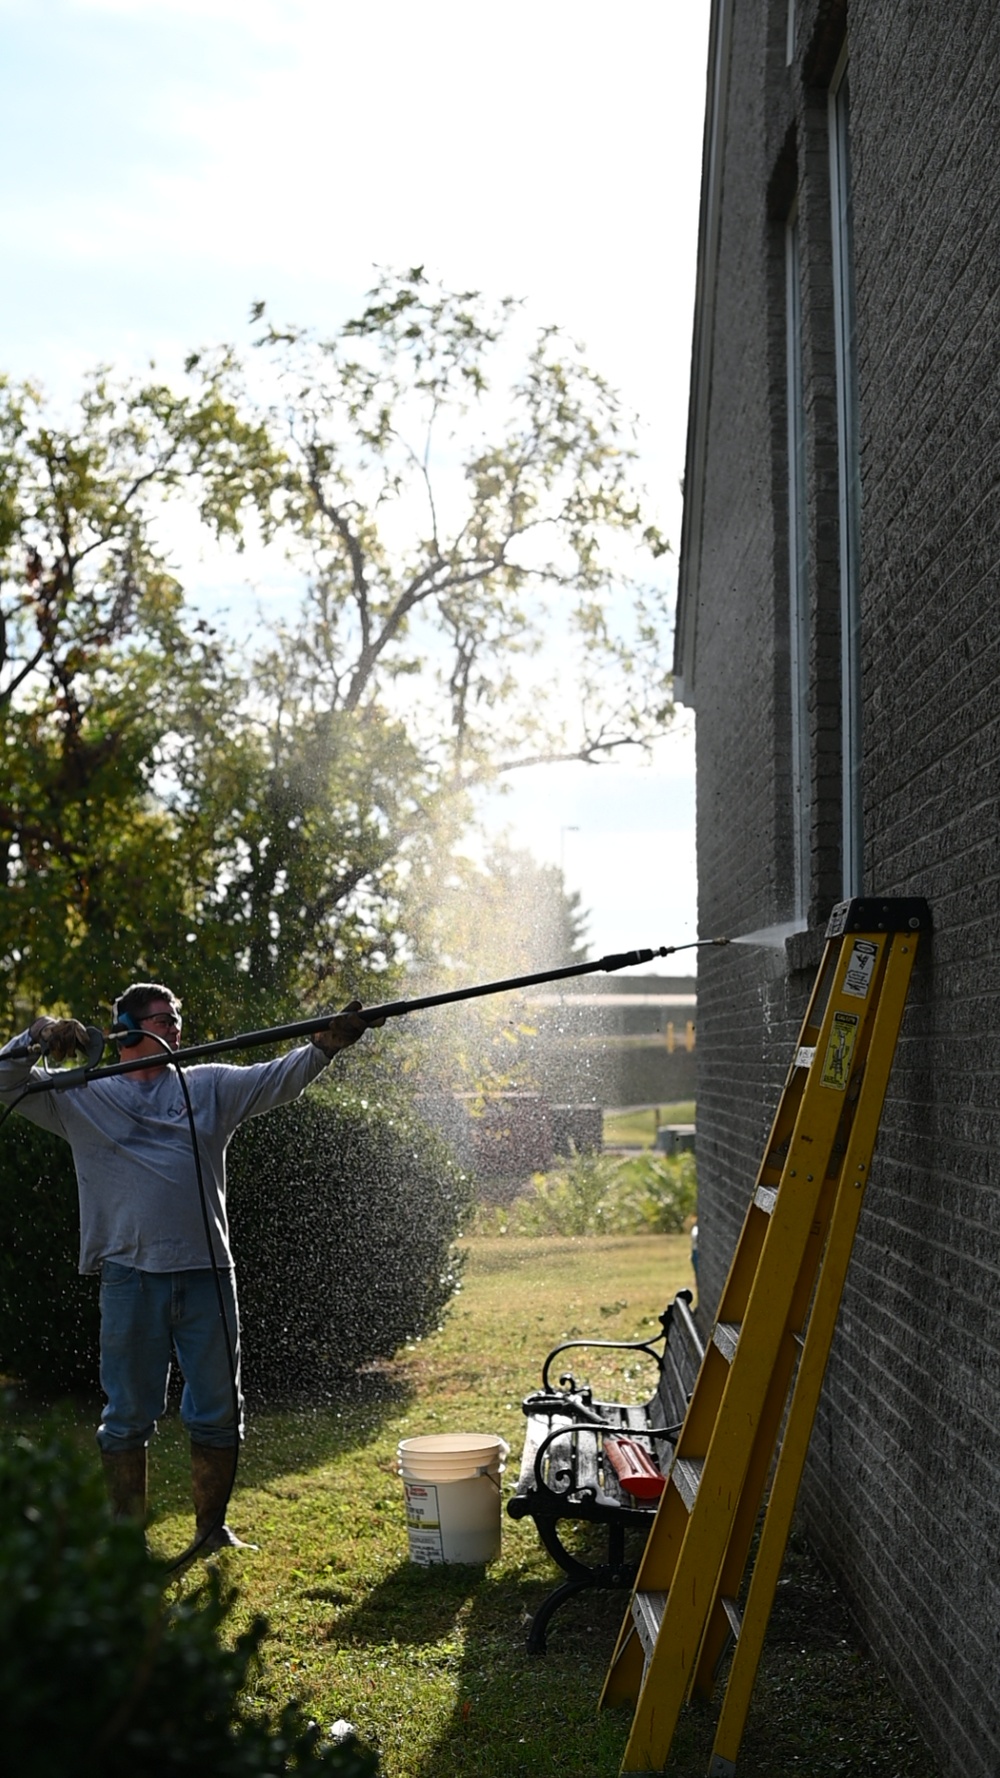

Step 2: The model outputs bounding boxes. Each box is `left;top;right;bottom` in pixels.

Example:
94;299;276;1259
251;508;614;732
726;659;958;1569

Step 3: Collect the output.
190;1441;258;1553
101;1447;148;1526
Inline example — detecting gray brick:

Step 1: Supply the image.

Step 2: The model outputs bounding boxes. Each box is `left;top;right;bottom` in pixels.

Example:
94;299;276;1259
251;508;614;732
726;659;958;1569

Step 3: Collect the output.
680;2;1000;1770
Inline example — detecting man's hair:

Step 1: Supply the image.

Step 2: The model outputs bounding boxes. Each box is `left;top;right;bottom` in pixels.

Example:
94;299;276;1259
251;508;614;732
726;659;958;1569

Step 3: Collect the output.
112;982;182;1026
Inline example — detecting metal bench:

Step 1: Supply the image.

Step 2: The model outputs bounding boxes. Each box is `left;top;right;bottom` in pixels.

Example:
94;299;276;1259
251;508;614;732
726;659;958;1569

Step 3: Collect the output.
507;1289;705;1652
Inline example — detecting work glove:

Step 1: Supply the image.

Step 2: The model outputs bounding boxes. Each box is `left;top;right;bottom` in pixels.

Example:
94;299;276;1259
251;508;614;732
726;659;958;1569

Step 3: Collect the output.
29;1016;90;1064
311;999;383;1057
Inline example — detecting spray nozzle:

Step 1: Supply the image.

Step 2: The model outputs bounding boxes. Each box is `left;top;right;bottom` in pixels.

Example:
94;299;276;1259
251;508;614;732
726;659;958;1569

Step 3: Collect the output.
652;937;732;958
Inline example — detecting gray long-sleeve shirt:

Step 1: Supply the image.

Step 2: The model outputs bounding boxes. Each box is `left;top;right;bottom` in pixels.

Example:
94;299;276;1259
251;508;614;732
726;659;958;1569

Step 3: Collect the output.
0;1032;330;1274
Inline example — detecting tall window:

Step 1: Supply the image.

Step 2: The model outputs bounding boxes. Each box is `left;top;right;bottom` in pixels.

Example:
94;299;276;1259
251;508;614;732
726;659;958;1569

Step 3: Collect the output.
829;50;863;895
786;205;811;922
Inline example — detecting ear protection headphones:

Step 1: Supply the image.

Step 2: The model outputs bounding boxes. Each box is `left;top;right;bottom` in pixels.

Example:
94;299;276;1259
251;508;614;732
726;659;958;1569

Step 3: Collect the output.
113;1008;143;1048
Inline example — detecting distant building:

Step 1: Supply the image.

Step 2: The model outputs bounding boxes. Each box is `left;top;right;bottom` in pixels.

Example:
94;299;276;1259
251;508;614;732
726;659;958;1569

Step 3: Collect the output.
675;4;1000;1774
522;974;697;1108
416;975;698;1188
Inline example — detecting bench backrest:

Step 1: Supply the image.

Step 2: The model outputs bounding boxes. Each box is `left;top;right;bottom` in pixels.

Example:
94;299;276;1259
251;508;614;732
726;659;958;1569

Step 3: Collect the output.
653;1290;705;1428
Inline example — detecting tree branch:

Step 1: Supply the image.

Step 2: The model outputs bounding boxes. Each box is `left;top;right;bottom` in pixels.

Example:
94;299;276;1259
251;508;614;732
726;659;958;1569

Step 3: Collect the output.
461;731;650;785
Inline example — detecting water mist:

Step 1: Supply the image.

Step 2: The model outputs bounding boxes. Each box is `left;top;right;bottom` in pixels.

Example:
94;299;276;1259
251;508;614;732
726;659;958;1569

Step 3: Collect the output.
725;920;807;950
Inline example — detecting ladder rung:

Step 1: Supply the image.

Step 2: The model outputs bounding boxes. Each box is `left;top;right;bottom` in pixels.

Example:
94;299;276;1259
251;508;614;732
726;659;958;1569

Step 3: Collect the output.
672;1456;704;1511
632;1589;668;1663
720;1593;742;1640
754;1184;777;1214
713;1321;741;1363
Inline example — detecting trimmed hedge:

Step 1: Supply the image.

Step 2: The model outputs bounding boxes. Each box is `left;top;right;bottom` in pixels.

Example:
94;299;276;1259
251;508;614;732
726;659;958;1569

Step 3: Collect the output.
0;1113;98;1393
227;1078;472;1400
0;1075;471;1402
0;1425;379;1776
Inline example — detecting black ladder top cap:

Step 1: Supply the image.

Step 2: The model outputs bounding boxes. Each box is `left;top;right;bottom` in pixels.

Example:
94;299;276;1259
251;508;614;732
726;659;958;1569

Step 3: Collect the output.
826;897;932;937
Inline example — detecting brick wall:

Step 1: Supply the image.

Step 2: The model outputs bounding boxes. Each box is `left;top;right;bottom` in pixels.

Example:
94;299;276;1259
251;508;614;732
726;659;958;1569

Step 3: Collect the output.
681;2;1000;1770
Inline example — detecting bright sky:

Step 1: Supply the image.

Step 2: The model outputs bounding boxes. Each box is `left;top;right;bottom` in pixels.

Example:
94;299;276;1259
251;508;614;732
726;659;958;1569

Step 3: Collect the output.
1;0;710;968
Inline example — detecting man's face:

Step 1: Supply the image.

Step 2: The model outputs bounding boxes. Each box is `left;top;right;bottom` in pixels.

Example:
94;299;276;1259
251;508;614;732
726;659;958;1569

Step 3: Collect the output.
137;998;183;1055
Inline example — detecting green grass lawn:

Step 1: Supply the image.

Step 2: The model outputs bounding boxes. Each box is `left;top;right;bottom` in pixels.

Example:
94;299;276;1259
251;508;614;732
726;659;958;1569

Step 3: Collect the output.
2;1235;938;1777
603;1102;696;1148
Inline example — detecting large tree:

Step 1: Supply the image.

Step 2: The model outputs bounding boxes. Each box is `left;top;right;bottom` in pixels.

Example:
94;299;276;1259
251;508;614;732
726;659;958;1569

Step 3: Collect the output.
240;269;672;781
180;269;672;1012
0;272;672;1032
0;363;278;1028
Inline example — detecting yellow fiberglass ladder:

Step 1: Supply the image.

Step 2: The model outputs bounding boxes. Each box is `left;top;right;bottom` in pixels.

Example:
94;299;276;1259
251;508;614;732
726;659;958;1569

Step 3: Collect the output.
599;895;931;1777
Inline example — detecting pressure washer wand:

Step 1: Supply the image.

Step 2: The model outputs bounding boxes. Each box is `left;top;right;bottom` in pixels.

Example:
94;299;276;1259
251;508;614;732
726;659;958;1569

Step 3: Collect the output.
356;941;720;1023
21;939;729;1094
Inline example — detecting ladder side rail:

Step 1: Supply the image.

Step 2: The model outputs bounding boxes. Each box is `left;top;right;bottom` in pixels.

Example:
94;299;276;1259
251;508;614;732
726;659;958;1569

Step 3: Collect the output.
690;927;901;1694
707;930;921;1775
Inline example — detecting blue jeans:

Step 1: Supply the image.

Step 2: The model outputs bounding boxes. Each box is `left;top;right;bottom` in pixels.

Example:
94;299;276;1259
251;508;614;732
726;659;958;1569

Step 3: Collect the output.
97;1262;243;1453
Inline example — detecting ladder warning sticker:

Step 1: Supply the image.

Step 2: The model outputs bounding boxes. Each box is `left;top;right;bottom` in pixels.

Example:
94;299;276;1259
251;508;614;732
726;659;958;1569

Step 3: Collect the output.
842;939;878;999
821;1011;859;1089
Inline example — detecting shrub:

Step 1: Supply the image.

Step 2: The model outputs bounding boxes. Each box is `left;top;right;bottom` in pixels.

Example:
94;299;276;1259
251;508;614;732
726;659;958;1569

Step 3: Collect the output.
509;1148;627;1236
0;1075;471;1402
227;1078;473;1399
0;1425;379;1777
609;1150;697;1234
472;1147;696;1238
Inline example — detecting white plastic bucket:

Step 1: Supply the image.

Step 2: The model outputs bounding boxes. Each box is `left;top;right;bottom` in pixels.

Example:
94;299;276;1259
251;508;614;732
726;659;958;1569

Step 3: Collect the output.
397;1433;508;1565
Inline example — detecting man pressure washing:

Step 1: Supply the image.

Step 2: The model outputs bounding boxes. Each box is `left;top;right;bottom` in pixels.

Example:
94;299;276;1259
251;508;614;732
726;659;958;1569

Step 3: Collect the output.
0;981;370;1554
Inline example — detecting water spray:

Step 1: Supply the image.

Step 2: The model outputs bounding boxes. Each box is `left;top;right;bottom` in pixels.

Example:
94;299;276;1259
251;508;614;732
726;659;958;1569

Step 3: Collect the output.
726;920;807;950
18;940;733;1095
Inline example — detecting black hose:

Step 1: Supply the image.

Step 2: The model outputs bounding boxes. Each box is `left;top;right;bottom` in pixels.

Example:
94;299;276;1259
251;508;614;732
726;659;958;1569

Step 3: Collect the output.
156;1035;242;1573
